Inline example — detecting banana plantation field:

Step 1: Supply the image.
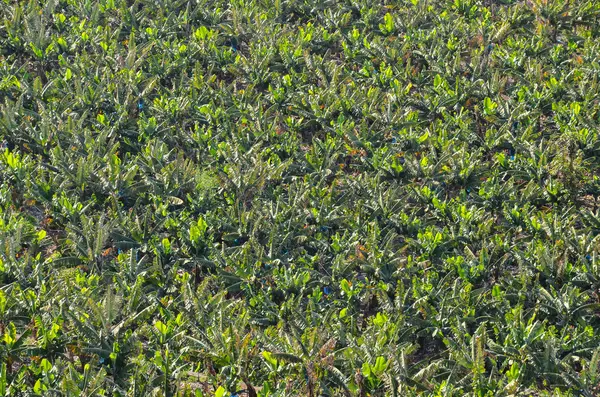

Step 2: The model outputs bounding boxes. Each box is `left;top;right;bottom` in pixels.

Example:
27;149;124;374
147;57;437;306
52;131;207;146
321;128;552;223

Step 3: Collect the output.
3;0;600;395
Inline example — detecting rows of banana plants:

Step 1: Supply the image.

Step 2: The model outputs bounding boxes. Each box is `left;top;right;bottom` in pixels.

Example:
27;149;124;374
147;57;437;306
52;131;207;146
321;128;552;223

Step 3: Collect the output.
2;0;600;395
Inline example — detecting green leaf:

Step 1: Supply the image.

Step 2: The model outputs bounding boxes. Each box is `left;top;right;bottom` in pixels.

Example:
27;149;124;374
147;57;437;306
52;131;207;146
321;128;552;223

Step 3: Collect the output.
33;379;47;395
373;312;388;327
162;238;171;253
340;279;352;295
214;386;226;397
153;350;164;367
262;351;278;367
380;12;394;34
506;362;520;381
483;97;497;115
492;285;502;298
361;362;371;377
190;216;208;244
30;43;43;59
40;358;52;372
339;308;348;319
155;320;168;336
194;26;210;41
372;356;388;375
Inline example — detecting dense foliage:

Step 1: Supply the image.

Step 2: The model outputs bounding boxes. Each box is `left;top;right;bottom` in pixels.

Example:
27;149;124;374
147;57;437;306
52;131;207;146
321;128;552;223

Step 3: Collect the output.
2;0;600;395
